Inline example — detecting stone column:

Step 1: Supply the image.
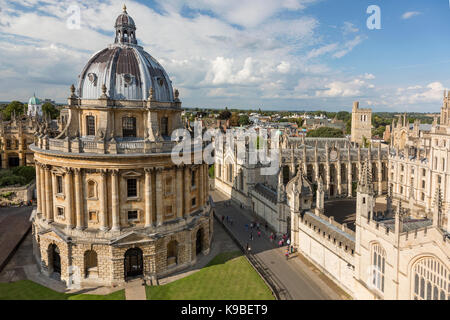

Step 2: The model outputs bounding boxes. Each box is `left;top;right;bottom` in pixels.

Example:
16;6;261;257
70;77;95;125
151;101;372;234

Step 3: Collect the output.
40;165;47;220
199;164;204;209
99;170;108;231
35;162;42;215
155;168;163;226
64;168;74;229
74;168;84;230
144;168;153;228
184;167;191;216
45;166;54;222
347;162;352;197
176;166;183;219
204;164;209;205
337;162;342;196
378;161;383;195
111;169;120;231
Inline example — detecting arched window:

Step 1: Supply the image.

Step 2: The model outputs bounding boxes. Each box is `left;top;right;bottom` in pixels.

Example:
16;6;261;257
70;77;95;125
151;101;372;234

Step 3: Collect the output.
86;116;95;136
87;180;97;199
412;257;449;300
371;243;386;293
122;117;137;137
161;117;169;136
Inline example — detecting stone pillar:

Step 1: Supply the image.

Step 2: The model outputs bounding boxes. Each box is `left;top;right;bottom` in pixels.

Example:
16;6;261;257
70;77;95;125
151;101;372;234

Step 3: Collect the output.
347;162;352;197
155;168;163;226
378;161;383;195
337;162;342;196
204;164;209;205
74;168;84;230
144;168;153;228
176;166;183;219
45;166;54;222
111;169;120;231
199;164;204;209
99;170;108;231
64;168;74;229
184;167;191;216
35;162;42;215
40;165;47;220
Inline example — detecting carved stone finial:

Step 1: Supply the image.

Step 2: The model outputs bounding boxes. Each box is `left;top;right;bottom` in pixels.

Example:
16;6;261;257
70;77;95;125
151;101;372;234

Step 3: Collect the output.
70;84;76;96
174;88;180;100
123;4;127;13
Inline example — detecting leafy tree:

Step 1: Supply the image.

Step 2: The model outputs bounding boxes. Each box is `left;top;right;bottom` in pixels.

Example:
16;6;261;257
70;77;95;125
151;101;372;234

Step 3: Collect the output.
238;114;250;126
306;127;344;138
217;108;232;120
42;102;60;119
229;112;240;126
3;101;25;120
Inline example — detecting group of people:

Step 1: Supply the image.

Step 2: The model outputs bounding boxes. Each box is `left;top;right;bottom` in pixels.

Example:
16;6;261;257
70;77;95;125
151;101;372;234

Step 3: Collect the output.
221;214;234;226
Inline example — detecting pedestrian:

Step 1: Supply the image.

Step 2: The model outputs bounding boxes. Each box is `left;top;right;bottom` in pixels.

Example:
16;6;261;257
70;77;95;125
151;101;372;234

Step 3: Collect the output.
245;224;248;231
250;222;253;229
285;249;289;260
222;215;225;223
287;239;290;247
265;222;268;231
246;243;249;252
250;232;253;241
258;230;261;238
230;218;233;226
278;240;282;247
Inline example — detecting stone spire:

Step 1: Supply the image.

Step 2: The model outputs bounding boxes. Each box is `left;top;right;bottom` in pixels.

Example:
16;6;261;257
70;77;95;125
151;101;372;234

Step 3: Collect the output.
358;160;373;194
316;176;324;214
433;185;443;228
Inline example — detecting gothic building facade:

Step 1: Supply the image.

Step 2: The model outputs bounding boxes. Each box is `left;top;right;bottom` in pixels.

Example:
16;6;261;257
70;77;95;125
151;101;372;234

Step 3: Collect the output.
30;7;212;287
288;94;450;300
214;134;389;235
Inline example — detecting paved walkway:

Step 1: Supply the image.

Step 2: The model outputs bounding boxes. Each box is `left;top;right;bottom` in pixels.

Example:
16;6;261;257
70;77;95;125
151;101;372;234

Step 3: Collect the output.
124;279;147;300
0;206;33;272
212;190;348;300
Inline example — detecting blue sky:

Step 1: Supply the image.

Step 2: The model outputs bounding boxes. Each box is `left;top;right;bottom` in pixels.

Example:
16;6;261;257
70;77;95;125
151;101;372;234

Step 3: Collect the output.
0;0;449;112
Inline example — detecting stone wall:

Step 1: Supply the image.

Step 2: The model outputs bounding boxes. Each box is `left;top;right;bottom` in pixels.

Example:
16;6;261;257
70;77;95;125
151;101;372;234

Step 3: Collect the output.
0;181;35;204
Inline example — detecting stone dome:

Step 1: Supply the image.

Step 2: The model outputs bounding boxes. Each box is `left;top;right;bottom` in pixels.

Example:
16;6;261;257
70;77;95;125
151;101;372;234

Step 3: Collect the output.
77;6;174;102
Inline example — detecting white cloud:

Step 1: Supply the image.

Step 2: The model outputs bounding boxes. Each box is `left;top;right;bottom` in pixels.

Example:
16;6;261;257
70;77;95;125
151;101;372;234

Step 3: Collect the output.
333;35;364;58
402;11;421;20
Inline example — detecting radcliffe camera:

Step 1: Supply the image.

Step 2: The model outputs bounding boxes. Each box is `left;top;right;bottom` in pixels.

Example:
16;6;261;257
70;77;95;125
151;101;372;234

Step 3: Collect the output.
0;0;448;313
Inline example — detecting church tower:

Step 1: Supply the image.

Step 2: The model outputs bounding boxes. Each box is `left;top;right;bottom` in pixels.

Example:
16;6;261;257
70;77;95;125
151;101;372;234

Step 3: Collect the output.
351;101;372;145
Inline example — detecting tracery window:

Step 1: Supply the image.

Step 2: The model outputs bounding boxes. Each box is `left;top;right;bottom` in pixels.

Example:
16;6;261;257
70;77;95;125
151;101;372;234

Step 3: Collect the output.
371;244;386;293
412;257;449;300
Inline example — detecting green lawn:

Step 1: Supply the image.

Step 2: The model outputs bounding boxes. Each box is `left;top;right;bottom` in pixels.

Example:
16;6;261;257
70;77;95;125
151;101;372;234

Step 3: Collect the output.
146;251;275;300
0;280;125;300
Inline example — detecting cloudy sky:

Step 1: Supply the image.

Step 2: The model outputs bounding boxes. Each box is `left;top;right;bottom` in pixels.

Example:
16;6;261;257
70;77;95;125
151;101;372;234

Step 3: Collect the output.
0;0;449;112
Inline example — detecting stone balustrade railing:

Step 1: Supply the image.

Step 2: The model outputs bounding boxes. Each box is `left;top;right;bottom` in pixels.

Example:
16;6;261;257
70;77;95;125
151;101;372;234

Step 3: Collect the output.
35;136;186;155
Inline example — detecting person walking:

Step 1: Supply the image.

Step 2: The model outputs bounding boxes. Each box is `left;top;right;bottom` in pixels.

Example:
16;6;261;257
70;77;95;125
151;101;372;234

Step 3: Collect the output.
250;232;253;241
257;230;261;238
285;249;289;260
221;215;225;223
245;223;249;231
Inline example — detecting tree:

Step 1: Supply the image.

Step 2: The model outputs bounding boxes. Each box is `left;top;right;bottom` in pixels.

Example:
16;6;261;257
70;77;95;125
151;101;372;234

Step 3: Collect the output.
3;101;25;120
238;114;251;126
229;112;240;126
217;108;232;120
306;127;344;138
42;102;60;119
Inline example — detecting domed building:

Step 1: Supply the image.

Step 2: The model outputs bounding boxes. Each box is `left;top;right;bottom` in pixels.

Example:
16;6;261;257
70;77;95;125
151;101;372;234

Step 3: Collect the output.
31;6;212;287
27;94;43;117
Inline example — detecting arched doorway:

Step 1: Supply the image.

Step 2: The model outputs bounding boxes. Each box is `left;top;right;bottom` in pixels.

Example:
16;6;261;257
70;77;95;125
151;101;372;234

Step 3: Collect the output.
48;244;61;276
124;248;143;279
196;229;203;255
